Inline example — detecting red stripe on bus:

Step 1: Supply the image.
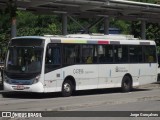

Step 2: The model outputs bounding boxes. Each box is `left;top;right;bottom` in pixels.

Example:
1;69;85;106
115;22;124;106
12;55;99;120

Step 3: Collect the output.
98;41;109;44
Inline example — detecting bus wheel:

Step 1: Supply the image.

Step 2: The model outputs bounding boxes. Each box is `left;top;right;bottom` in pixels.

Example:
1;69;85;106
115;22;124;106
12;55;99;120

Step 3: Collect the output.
62;80;73;97
121;76;132;92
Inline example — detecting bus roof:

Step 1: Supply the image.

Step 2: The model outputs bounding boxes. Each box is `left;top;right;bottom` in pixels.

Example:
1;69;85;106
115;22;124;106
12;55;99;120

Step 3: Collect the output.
50;34;155;45
12;34;156;45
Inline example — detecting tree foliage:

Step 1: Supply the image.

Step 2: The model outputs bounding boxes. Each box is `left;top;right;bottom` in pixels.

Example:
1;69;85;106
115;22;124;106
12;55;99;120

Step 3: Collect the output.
16;11;62;36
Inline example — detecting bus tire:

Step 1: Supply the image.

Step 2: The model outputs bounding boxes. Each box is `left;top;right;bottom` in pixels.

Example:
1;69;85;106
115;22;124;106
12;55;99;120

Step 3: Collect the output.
121;75;132;92
62;80;73;97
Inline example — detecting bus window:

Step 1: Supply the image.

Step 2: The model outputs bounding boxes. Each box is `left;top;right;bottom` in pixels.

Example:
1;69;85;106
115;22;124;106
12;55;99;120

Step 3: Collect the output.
98;45;113;63
129;46;143;63
114;45;128;63
63;44;80;65
6;46;43;73
45;44;61;73
81;45;97;64
143;46;157;63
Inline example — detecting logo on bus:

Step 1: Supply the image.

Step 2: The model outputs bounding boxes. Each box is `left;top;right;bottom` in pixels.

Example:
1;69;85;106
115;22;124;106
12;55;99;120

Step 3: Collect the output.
115;66;128;72
115;66;119;72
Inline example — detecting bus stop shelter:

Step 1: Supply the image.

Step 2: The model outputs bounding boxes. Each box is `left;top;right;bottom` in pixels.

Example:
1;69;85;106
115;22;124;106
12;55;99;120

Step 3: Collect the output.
0;0;160;39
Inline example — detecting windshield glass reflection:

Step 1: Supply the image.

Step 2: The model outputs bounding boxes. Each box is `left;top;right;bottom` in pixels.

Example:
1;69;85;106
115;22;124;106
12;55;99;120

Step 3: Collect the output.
6;47;43;73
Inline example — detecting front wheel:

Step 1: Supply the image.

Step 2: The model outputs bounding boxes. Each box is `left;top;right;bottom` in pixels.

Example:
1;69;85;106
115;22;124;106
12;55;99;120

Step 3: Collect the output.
62;80;73;97
121;76;132;92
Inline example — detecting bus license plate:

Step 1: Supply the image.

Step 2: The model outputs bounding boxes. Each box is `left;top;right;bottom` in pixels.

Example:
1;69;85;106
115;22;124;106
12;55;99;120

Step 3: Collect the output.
16;85;24;90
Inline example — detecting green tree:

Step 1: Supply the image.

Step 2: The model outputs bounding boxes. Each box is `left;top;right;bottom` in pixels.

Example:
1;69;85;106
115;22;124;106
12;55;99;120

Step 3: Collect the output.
16;11;61;36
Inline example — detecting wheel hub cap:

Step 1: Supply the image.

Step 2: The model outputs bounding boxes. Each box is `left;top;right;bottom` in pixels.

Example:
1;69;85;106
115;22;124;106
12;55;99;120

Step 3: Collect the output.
64;83;71;92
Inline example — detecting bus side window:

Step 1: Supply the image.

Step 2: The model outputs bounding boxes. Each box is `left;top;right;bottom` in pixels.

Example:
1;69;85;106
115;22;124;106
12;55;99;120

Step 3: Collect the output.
45;44;61;73
148;55;154;63
81;45;97;64
52;47;61;64
45;48;52;64
66;51;75;64
63;44;75;64
86;56;93;63
143;46;157;63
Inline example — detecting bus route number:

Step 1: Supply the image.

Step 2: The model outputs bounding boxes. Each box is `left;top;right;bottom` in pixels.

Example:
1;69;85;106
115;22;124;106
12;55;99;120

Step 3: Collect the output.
73;69;84;74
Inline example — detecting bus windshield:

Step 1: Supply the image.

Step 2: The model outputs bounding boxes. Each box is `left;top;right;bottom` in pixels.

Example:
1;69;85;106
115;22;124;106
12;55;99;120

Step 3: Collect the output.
5;38;44;74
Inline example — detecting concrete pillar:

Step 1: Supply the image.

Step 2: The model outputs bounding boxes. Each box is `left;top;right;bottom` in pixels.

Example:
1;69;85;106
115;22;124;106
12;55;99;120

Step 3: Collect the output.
104;16;109;35
62;13;67;35
11;17;17;38
141;20;146;39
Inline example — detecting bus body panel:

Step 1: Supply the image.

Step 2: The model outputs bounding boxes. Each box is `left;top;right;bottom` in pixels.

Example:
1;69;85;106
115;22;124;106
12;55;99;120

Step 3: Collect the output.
129;63;157;85
44;65;99;92
43;63;157;93
98;64;128;88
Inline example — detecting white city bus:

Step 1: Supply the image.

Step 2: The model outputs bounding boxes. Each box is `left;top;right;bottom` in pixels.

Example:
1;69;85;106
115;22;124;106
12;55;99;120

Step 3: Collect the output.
3;34;158;97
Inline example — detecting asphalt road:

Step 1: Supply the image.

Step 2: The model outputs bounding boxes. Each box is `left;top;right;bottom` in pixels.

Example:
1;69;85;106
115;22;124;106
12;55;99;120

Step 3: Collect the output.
0;83;160;120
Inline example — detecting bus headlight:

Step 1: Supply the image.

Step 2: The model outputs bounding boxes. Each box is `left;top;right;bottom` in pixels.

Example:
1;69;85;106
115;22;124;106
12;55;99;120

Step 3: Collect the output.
32;75;40;84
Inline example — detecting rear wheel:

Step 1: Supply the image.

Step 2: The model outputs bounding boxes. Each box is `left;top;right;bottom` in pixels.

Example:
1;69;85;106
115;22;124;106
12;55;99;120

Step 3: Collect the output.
62;80;73;97
121;76;132;92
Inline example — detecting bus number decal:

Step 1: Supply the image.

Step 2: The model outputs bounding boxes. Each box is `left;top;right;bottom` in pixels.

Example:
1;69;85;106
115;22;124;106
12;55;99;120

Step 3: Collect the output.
73;69;84;74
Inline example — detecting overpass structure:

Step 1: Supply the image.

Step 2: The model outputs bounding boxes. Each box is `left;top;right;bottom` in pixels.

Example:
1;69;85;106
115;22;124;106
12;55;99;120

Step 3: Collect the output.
0;0;160;38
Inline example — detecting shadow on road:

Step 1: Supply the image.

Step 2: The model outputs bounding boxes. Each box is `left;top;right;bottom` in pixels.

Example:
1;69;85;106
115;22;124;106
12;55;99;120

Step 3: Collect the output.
0;84;3;90
152;82;160;84
0;87;151;99
73;87;150;97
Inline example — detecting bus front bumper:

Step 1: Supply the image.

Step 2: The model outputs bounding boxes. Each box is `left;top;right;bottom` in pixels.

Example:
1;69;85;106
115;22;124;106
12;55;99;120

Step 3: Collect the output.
3;81;44;93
